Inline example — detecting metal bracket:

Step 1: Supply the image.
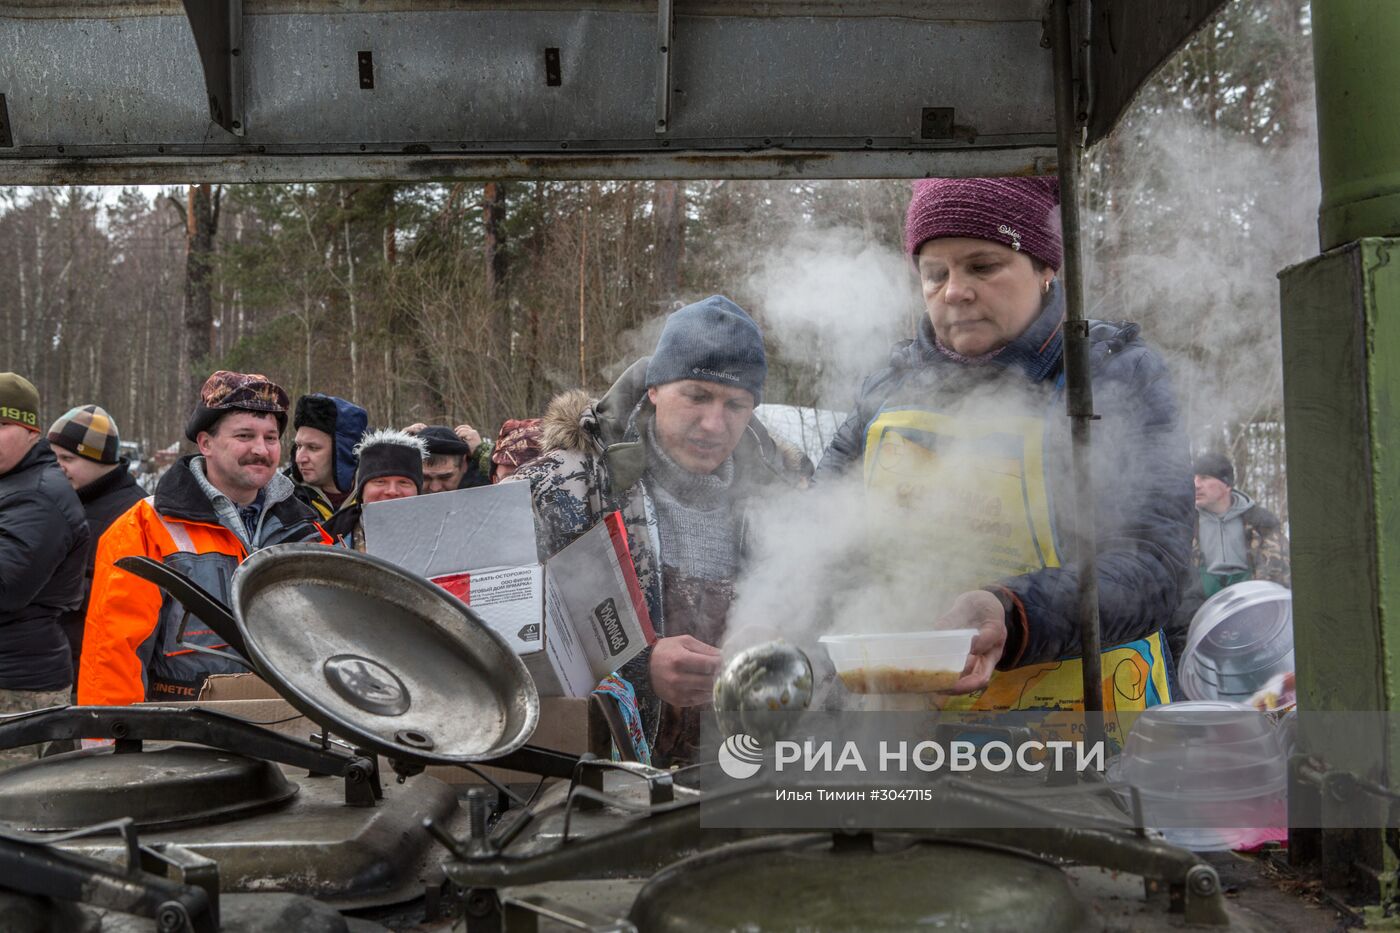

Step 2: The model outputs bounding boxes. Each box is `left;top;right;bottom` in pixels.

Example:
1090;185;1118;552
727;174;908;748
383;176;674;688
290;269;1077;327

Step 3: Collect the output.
0;706;382;807
180;0;245;136
0;822;219;933
571;758;675;814
1181;864;1226;926
502;892;637;932
0;95;12;148
654;0;673;134
141;843;221;930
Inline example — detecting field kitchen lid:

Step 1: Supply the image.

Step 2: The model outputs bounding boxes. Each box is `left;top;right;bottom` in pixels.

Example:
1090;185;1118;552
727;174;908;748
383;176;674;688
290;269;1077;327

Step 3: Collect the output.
231;543;539;766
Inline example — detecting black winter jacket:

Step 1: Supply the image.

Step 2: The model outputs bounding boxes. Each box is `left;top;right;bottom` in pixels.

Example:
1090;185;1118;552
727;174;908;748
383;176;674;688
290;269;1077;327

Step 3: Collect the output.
817;283;1194;669
0;440;91;690
58;460;145;674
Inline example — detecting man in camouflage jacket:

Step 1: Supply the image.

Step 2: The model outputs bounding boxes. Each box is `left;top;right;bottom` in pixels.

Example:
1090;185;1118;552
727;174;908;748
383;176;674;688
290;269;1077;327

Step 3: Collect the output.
508;297;810;766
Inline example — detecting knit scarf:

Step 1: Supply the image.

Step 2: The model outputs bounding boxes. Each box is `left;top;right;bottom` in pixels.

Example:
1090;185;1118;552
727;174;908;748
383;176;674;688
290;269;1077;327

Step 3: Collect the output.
643;418;741;582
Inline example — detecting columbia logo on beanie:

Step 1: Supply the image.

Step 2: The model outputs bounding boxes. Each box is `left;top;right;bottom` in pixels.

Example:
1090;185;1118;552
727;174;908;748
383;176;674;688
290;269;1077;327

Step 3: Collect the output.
646;295;767;403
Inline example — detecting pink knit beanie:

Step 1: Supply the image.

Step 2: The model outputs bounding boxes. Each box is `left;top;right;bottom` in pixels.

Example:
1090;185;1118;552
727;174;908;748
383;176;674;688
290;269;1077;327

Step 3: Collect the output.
904;176;1063;270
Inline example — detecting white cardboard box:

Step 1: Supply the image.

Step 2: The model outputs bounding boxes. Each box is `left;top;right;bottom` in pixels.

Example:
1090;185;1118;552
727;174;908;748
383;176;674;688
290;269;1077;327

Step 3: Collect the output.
363;482;655;697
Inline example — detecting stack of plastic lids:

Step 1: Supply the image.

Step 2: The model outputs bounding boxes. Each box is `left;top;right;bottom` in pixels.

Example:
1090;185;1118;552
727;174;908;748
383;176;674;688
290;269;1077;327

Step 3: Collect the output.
1108;700;1287;851
1178;581;1294;703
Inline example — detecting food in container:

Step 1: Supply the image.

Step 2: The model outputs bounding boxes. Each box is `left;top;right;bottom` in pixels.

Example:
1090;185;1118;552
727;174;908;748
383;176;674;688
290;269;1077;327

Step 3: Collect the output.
820;630;975;694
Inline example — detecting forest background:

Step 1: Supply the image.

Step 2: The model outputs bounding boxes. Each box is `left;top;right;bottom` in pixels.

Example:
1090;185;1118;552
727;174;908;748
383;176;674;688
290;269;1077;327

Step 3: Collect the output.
0;0;1310;519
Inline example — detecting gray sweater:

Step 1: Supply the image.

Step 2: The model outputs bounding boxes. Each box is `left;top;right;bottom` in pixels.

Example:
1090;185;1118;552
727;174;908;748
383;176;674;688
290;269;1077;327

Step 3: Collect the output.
1197;489;1254;575
644;420;742;582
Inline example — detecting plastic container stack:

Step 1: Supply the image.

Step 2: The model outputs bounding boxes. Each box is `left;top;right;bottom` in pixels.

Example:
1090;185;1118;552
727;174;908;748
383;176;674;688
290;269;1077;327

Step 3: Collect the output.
1109;700;1287;851
1178;581;1294;704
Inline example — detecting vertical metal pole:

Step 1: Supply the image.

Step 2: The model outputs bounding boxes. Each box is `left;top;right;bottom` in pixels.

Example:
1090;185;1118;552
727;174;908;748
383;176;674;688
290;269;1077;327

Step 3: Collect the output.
655;0;673;134
1050;0;1105;733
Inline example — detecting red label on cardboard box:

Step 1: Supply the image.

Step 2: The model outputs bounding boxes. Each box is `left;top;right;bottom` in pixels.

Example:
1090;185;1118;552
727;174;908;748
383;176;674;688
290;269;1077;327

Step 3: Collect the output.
432;572;471;602
602;511;657;645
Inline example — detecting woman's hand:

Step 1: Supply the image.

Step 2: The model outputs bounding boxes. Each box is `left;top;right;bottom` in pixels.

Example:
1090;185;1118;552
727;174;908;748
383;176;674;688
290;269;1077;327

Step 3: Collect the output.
935;590;1007;694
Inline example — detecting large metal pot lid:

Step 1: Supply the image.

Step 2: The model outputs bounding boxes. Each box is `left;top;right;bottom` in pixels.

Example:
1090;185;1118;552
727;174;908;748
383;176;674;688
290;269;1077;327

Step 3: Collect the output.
231;543;539;766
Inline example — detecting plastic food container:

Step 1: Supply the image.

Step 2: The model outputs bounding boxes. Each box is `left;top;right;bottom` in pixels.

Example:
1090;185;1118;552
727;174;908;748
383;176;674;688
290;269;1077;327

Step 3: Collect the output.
1178;581;1294;704
1109;700;1287;851
819;630;975;694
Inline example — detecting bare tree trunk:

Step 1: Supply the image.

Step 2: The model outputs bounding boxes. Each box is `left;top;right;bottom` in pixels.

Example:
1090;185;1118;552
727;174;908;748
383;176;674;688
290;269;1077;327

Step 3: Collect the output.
340;188;361;400
305;302;313;396
383;187;398;423
524;182;547;413
483;181;510;418
653;181;684;304
182;184;219;412
483;182;508;300
577;217;587;386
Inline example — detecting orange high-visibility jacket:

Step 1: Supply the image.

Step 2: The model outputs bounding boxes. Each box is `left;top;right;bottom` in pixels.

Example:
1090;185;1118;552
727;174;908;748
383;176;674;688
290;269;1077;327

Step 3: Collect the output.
78;457;329;706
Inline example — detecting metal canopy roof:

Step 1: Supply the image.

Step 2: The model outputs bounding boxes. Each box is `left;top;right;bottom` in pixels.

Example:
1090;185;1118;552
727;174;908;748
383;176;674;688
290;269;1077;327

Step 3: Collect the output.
0;0;1227;182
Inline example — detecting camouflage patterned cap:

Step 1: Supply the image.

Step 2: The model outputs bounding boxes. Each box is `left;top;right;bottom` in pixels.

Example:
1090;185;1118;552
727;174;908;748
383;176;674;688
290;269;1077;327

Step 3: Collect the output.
490;418;544;469
184;370;290;442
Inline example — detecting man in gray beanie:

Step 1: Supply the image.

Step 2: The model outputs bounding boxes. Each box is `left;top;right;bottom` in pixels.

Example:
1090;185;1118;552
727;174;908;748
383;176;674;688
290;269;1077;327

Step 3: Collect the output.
509;295;810;767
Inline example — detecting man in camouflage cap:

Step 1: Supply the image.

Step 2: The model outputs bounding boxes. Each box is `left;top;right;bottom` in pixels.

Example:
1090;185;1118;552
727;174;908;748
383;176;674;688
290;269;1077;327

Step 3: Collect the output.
0;374;90;765
79;371;330;707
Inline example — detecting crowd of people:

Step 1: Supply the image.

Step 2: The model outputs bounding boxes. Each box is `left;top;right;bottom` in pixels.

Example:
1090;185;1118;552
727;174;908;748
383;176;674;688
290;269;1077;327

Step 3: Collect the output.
0;176;1291;769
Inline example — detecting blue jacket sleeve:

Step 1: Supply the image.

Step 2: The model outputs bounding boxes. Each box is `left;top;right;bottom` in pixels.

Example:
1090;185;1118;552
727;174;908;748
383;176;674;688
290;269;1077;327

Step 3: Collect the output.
816;368;897;481
999;345;1194;666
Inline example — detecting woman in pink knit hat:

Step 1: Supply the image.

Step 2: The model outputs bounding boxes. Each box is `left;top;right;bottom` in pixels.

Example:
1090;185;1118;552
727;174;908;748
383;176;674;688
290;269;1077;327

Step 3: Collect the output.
817;176;1193;718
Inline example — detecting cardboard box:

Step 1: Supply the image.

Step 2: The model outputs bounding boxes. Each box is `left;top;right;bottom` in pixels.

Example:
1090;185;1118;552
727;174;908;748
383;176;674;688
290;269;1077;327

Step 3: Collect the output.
363;482;655;697
197;672;282;701
143;673;601;787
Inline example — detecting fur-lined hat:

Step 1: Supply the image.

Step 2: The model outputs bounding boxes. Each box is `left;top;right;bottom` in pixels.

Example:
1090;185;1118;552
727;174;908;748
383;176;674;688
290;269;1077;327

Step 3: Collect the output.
351;428;428;499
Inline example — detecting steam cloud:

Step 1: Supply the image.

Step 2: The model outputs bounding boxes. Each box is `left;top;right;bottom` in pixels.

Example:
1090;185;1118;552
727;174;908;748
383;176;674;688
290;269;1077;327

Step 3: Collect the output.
724;107;1319;672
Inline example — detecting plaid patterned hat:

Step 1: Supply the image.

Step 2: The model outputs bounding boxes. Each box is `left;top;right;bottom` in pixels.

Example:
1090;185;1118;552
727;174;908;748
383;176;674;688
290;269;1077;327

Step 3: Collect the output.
185;370;290;442
48;405;121;464
491;419;544;470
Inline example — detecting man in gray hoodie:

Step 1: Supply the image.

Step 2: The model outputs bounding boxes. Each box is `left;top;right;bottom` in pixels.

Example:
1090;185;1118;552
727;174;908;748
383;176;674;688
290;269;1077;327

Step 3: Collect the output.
1167;452;1290;660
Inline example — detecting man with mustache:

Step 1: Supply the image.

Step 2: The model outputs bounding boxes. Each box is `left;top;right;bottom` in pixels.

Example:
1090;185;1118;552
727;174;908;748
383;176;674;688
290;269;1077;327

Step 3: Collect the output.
510;296;810;766
79;371;330;707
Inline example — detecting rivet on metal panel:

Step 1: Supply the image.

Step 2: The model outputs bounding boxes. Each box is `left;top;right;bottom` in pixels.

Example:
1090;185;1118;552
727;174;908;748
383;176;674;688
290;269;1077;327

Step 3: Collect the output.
359;51;375;90
544;48;562;87
921;108;955;140
0;96;11;149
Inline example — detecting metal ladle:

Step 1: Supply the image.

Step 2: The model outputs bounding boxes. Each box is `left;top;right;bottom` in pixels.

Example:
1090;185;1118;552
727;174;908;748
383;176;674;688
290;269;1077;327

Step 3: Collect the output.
712;641;814;743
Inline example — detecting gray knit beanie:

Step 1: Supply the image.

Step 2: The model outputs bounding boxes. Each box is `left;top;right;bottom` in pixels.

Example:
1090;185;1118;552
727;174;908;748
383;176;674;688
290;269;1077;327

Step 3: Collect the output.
644;295;767;403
